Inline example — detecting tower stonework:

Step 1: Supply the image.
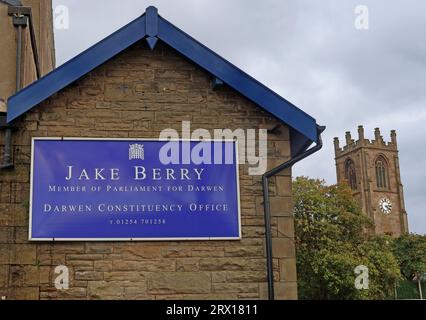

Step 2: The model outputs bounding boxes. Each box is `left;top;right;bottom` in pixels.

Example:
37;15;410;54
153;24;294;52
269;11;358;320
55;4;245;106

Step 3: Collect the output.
334;126;408;237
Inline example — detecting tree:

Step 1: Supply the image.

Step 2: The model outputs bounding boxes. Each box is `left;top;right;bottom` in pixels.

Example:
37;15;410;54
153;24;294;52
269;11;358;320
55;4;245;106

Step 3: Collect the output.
293;177;401;299
393;234;426;299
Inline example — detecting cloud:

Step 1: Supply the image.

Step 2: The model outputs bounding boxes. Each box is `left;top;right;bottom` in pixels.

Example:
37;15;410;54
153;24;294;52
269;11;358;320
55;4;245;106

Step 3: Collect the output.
52;0;426;234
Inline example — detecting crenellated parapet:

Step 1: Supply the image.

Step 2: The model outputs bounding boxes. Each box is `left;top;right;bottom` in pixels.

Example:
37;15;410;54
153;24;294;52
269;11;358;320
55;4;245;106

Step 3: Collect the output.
334;125;398;157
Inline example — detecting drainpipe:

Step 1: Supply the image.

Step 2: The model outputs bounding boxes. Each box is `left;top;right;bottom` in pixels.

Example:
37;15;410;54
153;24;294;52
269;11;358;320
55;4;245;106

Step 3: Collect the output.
0;12;28;170
262;125;325;300
8;6;41;79
14;13;27;91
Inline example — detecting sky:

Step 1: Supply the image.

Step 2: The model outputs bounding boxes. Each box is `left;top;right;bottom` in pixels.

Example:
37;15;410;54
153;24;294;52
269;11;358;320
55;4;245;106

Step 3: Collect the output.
52;0;426;234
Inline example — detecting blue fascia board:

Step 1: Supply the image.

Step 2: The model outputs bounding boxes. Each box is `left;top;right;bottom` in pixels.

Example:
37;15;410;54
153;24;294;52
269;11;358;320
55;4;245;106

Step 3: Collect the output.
7;15;146;122
146;6;158;37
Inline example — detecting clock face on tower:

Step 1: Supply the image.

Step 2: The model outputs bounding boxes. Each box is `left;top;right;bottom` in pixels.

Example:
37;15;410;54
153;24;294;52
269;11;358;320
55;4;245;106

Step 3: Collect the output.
378;198;392;214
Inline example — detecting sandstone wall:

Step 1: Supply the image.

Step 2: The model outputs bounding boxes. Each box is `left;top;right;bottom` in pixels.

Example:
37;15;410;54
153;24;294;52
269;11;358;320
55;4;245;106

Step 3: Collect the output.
0;41;297;300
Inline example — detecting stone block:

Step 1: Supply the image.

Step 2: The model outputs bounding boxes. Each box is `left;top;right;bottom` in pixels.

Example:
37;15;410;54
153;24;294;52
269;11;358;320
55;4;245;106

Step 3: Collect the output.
266;158;292;176
112;259;175;272
224;246;264;257
199;258;249;271
11;287;39;300
276;176;292;196
148;272;211;294
191;247;224;257
211;271;227;283
104;272;143;282
277;217;295;238
226;271;266;282
113;244;162;259
13;226;28;244
275;281;298;300
94;261;112;272
0;227;12;243
40;287;87;300
212;282;258;294
155;69;191;79
162;247;192;258
10;244;36;265
0;265;8;287
273;141;291;157
124;284;151;300
279;258;297;282
176;258;199;272
75;271;103;281
66;254;103;261
85;243;113;254
256;196;293;217
272;238;295;258
9;265;40;286
87;281;124;299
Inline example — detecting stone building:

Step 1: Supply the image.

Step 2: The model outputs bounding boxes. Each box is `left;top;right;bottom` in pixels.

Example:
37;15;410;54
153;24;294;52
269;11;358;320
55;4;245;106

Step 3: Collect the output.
334;126;408;236
0;5;323;299
0;0;55;103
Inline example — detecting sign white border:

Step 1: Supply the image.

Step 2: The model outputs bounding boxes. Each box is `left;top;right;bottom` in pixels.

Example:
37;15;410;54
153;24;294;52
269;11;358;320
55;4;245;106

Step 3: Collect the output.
29;137;242;242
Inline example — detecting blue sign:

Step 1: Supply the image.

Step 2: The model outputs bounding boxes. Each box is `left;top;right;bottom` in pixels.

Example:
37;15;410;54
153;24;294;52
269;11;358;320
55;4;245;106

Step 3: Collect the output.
30;139;241;240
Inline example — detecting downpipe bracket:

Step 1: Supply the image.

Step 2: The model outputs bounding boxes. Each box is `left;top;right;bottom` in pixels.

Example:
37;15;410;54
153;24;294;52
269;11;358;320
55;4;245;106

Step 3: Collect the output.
0;127;14;170
0;116;16;170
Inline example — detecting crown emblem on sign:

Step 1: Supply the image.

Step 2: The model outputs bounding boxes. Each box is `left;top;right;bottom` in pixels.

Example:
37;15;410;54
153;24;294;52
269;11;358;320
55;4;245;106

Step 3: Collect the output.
129;144;144;160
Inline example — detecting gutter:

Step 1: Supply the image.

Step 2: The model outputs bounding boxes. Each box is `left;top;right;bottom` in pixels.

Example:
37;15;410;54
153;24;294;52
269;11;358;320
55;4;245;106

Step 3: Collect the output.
0;0;22;6
262;125;325;300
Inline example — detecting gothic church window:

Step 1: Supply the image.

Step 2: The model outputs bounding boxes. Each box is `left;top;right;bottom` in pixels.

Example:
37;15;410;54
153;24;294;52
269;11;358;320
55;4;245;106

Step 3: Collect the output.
375;156;389;189
345;158;357;190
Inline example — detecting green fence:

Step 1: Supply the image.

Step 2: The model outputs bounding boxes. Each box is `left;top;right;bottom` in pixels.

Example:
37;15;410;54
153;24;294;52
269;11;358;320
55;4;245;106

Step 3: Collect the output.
395;280;425;300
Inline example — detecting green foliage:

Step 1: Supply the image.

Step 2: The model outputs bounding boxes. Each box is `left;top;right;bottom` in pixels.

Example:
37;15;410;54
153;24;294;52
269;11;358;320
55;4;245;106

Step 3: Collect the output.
393;234;426;281
357;236;401;299
294;177;401;300
396;279;426;299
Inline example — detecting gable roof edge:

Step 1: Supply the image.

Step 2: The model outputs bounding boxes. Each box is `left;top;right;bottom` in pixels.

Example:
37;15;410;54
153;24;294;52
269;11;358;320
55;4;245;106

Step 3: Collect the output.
6;6;322;153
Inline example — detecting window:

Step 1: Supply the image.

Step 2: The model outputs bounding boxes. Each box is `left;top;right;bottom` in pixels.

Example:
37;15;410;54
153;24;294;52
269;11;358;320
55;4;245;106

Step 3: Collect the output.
375;156;388;189
345;159;357;190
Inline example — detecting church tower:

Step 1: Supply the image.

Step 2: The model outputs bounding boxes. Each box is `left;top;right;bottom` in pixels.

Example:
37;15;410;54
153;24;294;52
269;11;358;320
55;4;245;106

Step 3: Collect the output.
334;126;408;237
